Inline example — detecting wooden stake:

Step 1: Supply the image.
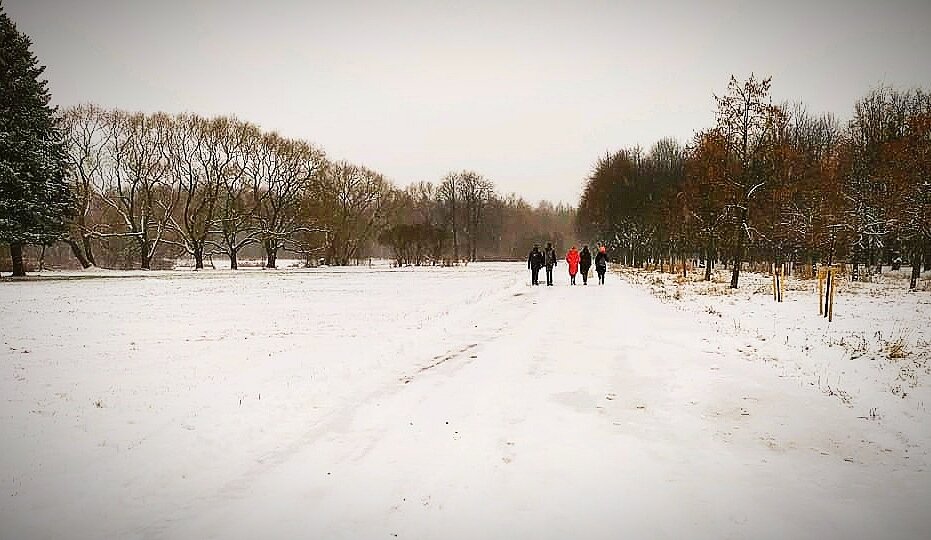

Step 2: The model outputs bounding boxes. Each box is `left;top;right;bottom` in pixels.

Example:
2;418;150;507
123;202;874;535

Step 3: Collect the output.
777;270;783;302
828;269;836;322
772;269;778;301
818;269;824;315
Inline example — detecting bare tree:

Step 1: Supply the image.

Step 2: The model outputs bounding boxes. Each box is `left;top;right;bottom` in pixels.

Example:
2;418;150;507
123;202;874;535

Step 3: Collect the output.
61;104;109;267
206;120;262;270
880;89;931;289
437;172;461;262
714;74;781;288
164;115;256;269
407;181;443;225
780;108;847;270
845;86;913;280
681;129;733;280
458;171;494;262
249;133;325;268
97;111;180;269
162;114;215;269
320;161;392;265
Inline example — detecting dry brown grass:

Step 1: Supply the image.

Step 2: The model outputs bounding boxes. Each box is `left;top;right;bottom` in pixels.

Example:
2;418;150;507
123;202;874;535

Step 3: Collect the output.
881;327;913;360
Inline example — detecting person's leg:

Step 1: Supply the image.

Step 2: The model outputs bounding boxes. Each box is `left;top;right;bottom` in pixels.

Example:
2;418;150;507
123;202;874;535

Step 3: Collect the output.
582;271;588;285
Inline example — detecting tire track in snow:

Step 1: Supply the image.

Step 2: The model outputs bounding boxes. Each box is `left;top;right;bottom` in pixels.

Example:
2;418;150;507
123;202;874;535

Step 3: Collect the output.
130;267;539;539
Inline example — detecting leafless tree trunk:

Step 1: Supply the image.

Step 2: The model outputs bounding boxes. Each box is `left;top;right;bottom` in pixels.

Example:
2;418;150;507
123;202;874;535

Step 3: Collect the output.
61;104;110;268
10;243;25;276
910;245;923;290
438;173;460;262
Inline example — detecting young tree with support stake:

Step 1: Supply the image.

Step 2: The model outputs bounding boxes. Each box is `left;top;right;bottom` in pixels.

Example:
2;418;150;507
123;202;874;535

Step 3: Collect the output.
0;4;72;276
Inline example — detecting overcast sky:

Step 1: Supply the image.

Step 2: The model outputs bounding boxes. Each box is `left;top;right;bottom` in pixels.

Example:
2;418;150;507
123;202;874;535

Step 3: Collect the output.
6;0;931;204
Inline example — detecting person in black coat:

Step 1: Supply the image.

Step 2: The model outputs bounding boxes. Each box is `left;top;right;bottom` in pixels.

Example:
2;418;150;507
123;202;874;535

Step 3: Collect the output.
527;244;544;285
594;245;608;285
579;245;592;285
543;242;558;286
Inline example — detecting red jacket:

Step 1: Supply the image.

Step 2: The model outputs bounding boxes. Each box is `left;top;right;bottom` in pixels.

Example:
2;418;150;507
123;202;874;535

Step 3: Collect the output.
566;248;580;276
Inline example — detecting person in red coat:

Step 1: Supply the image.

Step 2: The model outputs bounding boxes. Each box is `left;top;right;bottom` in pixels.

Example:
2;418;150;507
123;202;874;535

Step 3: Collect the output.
565;246;581;285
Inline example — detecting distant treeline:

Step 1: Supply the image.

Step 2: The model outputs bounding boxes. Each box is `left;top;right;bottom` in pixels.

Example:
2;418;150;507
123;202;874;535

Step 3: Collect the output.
23;105;575;271
578;75;931;290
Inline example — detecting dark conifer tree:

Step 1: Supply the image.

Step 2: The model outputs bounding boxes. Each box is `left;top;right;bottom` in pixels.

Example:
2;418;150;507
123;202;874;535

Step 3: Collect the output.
0;2;72;276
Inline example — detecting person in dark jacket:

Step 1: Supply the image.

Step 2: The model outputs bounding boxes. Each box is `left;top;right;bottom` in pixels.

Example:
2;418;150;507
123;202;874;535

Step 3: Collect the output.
543;242;558;286
579;245;592;285
527;244;544;285
594;245;608;285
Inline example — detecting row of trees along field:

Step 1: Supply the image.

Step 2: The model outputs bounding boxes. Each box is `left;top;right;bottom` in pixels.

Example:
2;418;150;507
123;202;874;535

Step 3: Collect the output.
578;75;931;290
40;106;577;271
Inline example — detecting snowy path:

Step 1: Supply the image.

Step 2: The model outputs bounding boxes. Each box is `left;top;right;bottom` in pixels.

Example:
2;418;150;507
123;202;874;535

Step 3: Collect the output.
162;271;928;539
3;264;929;539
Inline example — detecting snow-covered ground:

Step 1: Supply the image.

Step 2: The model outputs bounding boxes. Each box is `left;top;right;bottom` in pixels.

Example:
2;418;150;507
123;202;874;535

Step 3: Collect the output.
2;263;929;539
620;266;931;425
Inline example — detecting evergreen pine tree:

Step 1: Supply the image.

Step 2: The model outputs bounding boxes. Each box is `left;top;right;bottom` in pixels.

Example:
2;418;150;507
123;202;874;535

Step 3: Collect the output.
0;2;72;276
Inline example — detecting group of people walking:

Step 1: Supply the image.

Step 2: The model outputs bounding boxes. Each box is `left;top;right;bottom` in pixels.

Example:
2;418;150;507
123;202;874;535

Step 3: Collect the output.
527;243;608;286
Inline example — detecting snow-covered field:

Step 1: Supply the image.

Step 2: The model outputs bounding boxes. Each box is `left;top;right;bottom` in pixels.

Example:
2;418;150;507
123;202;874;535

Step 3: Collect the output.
2;263;930;539
621;266;931;422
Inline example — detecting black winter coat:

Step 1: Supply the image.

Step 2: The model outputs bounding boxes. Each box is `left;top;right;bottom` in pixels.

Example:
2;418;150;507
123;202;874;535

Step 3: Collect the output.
544;248;558;268
594;251;608;270
579;248;592;271
528;249;544;269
